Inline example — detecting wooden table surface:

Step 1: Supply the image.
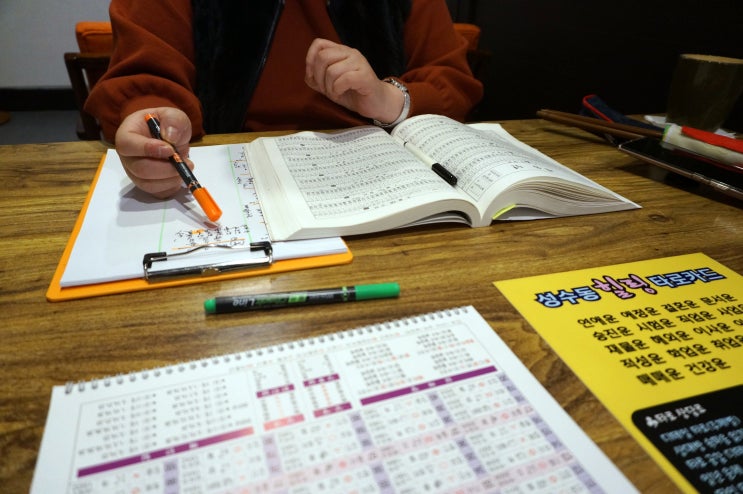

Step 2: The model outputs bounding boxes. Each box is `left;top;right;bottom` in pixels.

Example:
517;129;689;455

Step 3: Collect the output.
1;118;741;493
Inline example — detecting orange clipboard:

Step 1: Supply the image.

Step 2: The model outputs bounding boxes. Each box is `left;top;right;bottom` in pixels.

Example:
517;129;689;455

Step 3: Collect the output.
46;154;353;302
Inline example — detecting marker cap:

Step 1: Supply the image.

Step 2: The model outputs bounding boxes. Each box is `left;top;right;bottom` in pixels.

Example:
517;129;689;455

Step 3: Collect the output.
354;282;400;300
192;187;222;222
204;298;217;314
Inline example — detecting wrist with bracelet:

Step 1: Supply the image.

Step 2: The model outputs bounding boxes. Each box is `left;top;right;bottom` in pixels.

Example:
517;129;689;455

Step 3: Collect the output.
373;78;410;128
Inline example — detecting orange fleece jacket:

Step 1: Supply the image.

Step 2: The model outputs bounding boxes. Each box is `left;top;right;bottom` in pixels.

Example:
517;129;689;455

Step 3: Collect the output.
86;0;484;142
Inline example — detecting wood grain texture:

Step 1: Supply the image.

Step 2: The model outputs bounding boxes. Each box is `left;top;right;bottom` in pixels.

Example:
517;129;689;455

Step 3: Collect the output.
1;119;741;493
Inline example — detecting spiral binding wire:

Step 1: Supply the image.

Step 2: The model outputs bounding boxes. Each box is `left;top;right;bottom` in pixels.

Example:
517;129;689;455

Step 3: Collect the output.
64;306;471;394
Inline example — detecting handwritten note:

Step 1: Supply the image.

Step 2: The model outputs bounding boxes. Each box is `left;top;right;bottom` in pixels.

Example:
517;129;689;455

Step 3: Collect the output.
60;145;347;287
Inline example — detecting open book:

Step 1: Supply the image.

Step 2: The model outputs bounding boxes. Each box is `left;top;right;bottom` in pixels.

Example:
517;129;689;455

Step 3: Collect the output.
246;114;639;241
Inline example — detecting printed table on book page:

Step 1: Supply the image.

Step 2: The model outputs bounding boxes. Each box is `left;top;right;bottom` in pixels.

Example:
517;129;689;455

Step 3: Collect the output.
494;252;743;494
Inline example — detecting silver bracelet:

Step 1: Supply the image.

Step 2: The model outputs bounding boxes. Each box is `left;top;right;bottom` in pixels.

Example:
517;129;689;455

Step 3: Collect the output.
373;78;410;128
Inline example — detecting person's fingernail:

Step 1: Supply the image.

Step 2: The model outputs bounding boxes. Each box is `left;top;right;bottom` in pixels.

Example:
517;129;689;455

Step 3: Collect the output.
163;126;181;143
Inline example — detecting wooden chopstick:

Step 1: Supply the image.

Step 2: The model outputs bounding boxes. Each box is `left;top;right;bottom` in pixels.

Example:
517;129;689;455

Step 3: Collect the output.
537;109;664;140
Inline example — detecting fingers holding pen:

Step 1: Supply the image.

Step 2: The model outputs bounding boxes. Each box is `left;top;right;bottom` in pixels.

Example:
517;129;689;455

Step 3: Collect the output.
115;108;193;198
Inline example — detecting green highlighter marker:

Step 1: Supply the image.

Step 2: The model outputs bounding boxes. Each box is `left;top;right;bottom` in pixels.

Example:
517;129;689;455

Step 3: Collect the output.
204;282;400;314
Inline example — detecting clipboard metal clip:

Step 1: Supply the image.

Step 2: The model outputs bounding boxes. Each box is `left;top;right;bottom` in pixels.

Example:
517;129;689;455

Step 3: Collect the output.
143;241;273;282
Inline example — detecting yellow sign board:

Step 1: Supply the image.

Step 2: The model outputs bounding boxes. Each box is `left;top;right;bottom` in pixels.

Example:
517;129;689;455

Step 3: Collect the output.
495;253;743;493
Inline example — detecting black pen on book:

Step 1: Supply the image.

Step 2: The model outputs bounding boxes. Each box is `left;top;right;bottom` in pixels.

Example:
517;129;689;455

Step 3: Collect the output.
400;140;458;186
145;113;222;222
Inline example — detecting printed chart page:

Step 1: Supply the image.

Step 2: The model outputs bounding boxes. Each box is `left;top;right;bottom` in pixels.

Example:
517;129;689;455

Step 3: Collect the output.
32;306;635;494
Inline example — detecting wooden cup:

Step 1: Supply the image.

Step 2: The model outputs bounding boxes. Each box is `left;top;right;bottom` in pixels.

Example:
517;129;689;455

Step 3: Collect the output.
666;54;743;131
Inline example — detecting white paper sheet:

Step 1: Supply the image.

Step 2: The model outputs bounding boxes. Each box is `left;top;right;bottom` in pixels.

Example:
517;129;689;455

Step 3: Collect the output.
60;145;347;287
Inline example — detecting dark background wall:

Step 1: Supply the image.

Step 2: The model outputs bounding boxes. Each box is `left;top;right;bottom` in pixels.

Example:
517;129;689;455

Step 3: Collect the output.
446;0;743;130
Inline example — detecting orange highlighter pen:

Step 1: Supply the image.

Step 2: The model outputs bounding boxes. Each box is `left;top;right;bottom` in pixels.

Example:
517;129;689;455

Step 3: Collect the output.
144;113;222;222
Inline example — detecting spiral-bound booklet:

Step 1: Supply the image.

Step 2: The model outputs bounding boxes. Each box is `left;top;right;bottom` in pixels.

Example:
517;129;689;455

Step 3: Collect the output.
32;306;636;493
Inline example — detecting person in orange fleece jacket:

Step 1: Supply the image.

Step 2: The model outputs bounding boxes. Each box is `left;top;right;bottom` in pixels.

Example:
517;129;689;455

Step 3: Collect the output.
86;0;483;197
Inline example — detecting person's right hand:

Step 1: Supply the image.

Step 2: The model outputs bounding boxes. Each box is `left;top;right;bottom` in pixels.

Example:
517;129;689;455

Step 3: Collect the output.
114;107;193;198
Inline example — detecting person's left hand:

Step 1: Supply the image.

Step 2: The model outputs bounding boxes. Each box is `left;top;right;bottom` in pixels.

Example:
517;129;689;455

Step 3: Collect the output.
305;38;404;124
